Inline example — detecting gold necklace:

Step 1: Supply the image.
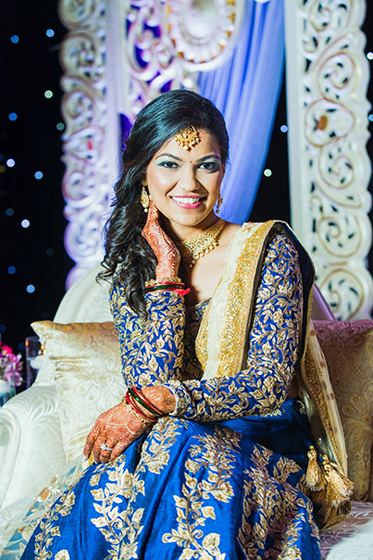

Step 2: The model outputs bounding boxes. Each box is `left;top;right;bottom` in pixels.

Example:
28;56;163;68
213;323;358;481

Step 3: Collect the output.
177;219;225;268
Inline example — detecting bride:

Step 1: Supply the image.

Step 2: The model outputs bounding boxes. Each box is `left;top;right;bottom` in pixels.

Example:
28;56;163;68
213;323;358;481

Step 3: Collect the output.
3;89;351;560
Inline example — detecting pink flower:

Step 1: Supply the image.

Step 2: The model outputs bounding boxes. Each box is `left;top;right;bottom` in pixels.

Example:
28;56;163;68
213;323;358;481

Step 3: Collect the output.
0;344;23;387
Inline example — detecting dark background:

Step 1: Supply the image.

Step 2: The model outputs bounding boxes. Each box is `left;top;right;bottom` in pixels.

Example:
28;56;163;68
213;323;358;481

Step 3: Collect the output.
0;1;372;388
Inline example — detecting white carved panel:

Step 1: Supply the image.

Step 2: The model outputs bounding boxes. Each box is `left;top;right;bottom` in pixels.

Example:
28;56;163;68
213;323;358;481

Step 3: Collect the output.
285;0;372;319
59;0;125;286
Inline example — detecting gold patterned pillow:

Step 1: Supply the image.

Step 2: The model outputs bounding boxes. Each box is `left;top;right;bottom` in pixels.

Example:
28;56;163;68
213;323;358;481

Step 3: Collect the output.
31;321;124;462
314;320;373;501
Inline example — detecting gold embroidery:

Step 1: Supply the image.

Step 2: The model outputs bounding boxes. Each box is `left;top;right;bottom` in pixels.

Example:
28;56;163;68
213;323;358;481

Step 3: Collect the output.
219;221;278;377
163;426;240;556
34;490;76;559
111;286;186;388
238;458;318;559
55;551;70;560
87;417;184;558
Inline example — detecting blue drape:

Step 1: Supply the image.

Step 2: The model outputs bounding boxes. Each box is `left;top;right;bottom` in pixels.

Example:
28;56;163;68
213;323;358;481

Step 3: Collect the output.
198;0;285;224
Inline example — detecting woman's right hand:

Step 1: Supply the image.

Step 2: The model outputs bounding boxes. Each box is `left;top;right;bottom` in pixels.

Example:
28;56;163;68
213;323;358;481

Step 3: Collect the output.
141;201;181;280
83;403;149;464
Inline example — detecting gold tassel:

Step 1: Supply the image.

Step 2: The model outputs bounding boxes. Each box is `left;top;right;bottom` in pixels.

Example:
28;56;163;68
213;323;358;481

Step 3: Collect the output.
304;449;354;528
322;455;354;507
305;446;325;492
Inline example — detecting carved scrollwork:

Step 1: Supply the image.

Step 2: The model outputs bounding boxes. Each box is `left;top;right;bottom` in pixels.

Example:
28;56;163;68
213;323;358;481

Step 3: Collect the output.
318;267;371;321
303;0;352;53
61;87;96;133
305;100;355;147
167;0;241;69
58;0;101;27
287;0;372;319
60;32;105;85
317;211;362;259
126;0;244;118
62;167;101;206
317;51;356;102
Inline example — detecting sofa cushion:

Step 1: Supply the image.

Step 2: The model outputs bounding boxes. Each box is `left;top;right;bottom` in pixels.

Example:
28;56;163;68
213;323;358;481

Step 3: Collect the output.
313;320;373;501
31;321;123;462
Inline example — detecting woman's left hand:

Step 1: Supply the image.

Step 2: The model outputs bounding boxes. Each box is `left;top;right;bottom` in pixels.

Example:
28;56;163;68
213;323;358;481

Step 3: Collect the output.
83;403;149;464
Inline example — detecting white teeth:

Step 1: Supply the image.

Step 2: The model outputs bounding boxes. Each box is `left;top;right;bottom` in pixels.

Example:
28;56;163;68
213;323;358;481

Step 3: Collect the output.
172;197;201;204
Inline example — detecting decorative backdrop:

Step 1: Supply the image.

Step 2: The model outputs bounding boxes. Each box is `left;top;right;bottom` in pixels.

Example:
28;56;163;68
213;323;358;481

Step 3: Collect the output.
285;0;372;319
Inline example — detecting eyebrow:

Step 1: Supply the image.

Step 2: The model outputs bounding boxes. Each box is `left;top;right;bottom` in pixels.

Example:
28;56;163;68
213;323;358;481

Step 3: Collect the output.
154;153;221;162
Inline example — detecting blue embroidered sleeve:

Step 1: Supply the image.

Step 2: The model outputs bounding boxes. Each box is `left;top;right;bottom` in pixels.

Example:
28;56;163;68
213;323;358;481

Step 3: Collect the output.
110;287;186;387
161;234;304;421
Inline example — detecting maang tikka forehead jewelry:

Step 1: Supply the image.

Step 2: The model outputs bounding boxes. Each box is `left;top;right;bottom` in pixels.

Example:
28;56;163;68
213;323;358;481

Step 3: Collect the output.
174;125;201;152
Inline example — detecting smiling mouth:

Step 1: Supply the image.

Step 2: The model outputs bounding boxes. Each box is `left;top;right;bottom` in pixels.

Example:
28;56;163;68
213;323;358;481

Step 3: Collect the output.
170;196;206;209
171;196;205;205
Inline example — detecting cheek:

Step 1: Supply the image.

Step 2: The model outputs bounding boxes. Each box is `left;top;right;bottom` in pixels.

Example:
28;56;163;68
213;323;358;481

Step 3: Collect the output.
147;170;175;200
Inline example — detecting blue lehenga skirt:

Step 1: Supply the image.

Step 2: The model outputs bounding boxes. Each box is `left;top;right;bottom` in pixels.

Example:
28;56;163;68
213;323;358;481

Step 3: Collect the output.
5;399;321;559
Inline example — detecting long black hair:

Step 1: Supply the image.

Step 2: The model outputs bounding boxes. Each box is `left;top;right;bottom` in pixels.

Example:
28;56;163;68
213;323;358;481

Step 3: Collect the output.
100;89;229;317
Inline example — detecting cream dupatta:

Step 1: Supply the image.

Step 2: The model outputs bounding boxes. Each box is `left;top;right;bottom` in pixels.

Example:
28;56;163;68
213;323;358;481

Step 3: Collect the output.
195;220;353;528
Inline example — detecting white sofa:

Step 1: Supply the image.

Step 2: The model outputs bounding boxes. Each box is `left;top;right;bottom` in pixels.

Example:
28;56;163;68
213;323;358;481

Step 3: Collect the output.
0;266;372;559
0;264;112;510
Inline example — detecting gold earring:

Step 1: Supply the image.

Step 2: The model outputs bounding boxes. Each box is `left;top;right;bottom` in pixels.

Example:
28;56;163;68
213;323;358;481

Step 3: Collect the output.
141;185;150;213
216;194;223;214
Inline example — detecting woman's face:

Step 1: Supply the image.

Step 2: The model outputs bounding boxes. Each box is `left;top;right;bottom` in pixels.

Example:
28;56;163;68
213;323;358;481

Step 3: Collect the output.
145;129;224;239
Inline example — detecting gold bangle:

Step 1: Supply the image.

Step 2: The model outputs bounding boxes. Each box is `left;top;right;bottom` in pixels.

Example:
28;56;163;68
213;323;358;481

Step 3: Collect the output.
121;397;155;426
145;276;183;288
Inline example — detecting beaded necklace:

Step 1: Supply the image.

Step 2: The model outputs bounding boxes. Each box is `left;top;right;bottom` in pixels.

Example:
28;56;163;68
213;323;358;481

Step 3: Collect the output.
177;219;225;268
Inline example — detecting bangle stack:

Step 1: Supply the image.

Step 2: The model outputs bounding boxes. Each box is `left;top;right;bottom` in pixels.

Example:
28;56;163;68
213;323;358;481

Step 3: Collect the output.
121;386;163;425
144;277;190;296
129;386;163;417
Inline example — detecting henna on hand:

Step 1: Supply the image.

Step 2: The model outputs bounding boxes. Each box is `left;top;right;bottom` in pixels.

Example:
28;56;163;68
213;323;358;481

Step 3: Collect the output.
83;403;149;464
141;385;176;415
141;201;181;280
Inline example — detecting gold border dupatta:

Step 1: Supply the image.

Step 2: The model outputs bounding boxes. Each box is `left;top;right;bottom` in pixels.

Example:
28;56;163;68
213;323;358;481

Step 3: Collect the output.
195;221;352;528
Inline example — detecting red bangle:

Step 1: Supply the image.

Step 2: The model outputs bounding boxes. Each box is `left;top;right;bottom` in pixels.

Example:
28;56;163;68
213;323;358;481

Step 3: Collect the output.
175;288;190;296
131;386;163;417
125;392;157;423
144;284;185;293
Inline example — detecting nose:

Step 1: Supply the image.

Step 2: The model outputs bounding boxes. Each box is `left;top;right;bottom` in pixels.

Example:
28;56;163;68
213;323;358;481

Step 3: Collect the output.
178;163;201;192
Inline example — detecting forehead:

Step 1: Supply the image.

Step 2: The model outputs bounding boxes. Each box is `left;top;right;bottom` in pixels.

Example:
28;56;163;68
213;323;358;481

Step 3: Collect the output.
153;129;221;160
